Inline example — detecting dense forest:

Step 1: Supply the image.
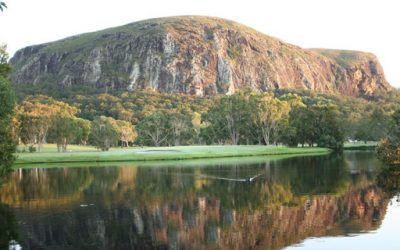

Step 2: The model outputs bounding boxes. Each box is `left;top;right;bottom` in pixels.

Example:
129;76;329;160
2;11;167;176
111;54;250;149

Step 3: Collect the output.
12;86;400;152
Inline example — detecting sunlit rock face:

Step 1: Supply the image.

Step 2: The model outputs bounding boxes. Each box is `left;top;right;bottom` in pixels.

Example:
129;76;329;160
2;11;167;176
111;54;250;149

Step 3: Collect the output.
10;16;391;97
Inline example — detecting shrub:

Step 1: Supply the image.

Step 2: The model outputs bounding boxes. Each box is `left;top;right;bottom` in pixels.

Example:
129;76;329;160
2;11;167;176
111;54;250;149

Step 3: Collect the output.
28;145;36;153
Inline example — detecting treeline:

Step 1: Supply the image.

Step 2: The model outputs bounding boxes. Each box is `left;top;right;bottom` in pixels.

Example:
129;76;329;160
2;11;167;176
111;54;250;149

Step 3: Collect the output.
12;88;400;151
377;109;400;164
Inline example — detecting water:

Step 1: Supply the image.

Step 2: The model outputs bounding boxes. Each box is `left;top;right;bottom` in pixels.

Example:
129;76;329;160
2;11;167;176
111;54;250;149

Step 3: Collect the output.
0;151;399;249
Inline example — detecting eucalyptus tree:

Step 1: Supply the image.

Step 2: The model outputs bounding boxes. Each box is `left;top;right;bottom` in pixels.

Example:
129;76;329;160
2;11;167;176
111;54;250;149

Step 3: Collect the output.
48;102;79;152
201;92;252;145
91;116;119;151
136;111;171;146
251;94;290;145
114;120;137;147
168;112;195;146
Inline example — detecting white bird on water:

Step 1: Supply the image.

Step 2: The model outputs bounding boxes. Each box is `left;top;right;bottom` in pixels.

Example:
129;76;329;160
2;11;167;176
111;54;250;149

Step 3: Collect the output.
9;240;22;250
199;173;264;183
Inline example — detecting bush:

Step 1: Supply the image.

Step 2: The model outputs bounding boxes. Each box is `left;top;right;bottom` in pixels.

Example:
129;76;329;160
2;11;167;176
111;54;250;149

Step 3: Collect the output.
377;139;400;165
204;28;214;40
28;145;36;153
317;135;343;151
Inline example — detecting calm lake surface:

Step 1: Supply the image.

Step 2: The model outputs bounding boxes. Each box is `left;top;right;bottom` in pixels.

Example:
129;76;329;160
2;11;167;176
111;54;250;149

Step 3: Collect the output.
1;151;399;249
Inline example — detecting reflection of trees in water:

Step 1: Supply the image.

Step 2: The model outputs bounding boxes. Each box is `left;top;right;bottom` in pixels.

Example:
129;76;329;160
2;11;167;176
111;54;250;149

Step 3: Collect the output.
0;204;19;250
0;168;97;208
0;152;391;249
8;183;387;250
376;166;400;198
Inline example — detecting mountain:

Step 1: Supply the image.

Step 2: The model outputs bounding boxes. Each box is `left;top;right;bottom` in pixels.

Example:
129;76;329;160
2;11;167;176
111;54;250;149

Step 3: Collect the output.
10;16;392;97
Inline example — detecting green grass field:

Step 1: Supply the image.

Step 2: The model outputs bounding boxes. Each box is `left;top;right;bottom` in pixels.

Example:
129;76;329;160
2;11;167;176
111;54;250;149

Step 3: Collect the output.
14;145;330;165
16;153;330;169
343;141;377;150
17;144;98;153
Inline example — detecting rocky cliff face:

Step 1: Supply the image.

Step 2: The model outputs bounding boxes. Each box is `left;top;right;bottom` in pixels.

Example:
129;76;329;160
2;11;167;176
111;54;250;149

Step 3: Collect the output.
10;16;392;96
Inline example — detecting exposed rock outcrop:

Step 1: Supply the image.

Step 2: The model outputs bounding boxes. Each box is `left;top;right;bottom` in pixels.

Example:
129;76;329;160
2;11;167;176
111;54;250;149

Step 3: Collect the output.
10;16;392;96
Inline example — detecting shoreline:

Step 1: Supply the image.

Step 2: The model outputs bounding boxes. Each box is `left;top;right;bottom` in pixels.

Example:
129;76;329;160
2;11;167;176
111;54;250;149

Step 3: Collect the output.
14;145;330;166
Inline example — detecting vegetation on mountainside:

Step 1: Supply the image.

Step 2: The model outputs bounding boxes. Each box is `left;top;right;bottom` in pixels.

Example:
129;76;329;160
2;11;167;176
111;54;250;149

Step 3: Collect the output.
10;16;390;101
312;49;377;68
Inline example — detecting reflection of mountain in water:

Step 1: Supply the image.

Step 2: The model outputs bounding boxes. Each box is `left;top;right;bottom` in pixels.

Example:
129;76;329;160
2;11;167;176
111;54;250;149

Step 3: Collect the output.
0;152;390;249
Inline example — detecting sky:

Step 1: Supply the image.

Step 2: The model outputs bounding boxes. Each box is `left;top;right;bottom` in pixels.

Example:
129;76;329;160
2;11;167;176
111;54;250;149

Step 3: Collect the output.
1;0;399;87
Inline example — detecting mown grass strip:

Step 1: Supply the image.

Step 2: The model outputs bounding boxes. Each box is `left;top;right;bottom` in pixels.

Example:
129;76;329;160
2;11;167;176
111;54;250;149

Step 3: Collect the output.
14;145;330;165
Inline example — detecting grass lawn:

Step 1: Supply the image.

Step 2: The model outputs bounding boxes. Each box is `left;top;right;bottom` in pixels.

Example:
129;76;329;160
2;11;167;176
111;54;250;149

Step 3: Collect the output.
16;153;329;169
14;145;330;165
17;144;98;153
343;141;377;150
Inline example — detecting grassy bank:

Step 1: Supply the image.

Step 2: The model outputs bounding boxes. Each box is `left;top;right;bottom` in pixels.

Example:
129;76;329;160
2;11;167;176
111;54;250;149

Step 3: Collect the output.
15;153;329;169
14;145;330;165
343;141;377;150
17;144;97;153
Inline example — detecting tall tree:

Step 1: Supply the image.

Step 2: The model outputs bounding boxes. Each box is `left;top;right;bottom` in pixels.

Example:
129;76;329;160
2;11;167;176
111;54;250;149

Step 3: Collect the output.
287;106;316;147
136;111;171;146
288;104;344;149
168;112;195;146
17;97;57;152
0;44;16;179
73;118;91;145
90;116;119;151
252;94;290;145
114;120;137;147
48;102;79;152
202;93;252;145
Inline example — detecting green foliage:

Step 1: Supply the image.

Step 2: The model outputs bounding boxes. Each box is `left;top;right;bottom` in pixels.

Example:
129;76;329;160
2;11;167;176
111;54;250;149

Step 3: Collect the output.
0;2;6;12
0;120;15;176
288;104;344;150
376;166;400;196
28;145;36;153
11;82;400;152
136;111;172;147
136;110;195;147
90;116;119;151
317;135;342;150
47;102;79;152
0;77;14;121
377;109;400;164
73;118;91;145
251;94;290;145
228;44;241;59
204;27;214;40
0;45;11;78
17;96;64;151
169;112;195;146
113;119;137;147
201;92;253;145
0;45;16;179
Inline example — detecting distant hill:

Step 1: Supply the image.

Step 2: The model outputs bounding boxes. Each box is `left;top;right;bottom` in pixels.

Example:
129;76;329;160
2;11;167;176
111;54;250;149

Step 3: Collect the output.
10;16;392;97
